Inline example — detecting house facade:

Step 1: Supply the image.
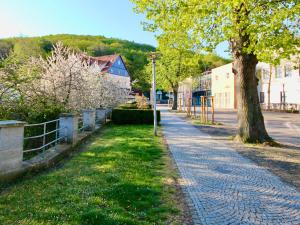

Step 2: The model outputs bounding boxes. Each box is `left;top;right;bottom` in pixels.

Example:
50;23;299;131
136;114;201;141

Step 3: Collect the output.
87;54;131;90
211;63;237;109
257;60;300;110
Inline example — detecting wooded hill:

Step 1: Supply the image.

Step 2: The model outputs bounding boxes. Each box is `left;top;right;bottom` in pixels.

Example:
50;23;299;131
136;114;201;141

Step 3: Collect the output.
0;34;156;90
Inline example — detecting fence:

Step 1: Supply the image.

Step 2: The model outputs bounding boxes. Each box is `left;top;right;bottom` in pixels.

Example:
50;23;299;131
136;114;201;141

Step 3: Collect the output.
0;108;110;177
24;119;66;154
260;103;300;112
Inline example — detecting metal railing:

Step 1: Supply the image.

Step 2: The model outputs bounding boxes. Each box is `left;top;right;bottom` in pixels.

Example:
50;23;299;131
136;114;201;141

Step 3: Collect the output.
78;116;86;133
24;119;66;153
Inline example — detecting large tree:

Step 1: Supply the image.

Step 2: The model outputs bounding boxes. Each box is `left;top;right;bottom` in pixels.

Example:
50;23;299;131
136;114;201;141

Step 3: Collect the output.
132;0;300;143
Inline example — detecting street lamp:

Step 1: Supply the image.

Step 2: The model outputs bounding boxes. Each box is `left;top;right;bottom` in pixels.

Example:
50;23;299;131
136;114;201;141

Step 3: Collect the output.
148;52;160;136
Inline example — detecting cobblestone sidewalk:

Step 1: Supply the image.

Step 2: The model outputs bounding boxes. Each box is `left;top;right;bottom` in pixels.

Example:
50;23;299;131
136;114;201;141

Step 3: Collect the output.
160;108;300;225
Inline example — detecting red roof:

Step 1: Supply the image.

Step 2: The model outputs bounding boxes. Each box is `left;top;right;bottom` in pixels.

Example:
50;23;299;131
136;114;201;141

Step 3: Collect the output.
84;54;120;73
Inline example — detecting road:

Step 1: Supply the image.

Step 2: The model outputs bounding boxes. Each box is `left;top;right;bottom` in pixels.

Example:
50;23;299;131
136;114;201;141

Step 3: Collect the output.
191;107;300;146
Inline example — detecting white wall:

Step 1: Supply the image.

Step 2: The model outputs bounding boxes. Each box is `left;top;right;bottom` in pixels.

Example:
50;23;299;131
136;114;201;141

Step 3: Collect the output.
178;77;193;110
105;73;131;90
211;63;236;109
257;61;300;105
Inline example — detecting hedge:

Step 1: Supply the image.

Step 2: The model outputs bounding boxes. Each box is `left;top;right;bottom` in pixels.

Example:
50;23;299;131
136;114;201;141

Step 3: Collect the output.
112;109;161;124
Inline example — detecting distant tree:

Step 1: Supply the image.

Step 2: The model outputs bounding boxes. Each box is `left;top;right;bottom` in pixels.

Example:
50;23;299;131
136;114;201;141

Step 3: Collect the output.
39;39;53;54
0;41;13;61
88;44;114;56
199;53;232;71
132;0;300;143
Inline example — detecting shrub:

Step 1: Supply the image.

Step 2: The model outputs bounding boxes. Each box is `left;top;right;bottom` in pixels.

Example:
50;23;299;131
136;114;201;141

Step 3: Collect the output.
135;95;151;109
112;109;161;124
118;102;138;109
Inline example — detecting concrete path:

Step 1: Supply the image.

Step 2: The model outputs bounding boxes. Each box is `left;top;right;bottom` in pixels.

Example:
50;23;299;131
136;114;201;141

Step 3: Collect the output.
160;108;300;225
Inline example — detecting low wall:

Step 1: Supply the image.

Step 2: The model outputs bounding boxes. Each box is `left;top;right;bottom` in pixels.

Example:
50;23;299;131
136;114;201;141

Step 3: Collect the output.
0;108;108;183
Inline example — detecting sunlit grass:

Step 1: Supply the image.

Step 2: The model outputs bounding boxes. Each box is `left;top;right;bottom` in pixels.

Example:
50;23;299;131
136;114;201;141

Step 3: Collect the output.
0;125;179;225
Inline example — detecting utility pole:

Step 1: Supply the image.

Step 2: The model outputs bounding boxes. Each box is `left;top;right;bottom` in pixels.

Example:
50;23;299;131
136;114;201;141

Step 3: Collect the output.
148;52;160;136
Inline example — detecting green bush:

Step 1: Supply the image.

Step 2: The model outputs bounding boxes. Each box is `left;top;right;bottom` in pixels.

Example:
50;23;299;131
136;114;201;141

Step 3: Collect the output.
112;109;161;124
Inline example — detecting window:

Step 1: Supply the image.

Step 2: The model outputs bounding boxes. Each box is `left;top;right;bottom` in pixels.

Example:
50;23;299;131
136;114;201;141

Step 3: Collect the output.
215;75;218;80
260;92;265;103
262;69;269;80
280;91;286;104
284;64;293;77
226;73;230;79
275;66;282;78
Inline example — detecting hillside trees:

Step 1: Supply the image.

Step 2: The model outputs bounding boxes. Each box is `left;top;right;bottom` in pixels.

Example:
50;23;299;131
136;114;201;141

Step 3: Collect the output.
132;0;300;143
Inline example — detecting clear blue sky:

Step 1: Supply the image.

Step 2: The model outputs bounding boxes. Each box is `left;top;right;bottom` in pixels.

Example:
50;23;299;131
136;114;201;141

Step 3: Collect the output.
0;0;230;58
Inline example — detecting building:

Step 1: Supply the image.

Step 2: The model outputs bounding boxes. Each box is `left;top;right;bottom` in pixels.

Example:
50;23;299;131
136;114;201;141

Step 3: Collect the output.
211;63;237;109
192;71;212;106
257;59;300;110
178;58;300;110
86;54;131;90
178;77;193;110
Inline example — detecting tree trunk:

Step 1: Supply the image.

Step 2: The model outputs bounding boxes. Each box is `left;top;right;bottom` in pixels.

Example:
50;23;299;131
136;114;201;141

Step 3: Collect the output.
232;52;272;143
172;86;178;110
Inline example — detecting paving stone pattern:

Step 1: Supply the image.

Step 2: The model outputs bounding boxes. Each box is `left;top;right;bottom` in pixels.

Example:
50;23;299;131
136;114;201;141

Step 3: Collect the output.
161;109;300;225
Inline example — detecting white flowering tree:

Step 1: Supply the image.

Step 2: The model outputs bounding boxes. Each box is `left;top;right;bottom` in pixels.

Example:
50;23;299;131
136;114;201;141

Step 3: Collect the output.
29;42;130;111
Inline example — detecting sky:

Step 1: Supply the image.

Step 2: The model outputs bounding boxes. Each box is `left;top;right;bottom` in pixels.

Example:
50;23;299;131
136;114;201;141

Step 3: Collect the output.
0;0;230;58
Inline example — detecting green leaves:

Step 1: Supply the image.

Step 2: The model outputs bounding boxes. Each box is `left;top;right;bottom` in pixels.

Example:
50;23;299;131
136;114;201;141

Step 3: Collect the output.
131;0;300;61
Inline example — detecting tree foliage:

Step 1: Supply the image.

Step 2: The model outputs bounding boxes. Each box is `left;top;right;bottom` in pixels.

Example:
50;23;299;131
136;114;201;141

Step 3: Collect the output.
132;0;299;60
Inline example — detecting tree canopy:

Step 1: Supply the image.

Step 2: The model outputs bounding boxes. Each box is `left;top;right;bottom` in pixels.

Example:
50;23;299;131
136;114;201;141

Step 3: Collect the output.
132;0;299;61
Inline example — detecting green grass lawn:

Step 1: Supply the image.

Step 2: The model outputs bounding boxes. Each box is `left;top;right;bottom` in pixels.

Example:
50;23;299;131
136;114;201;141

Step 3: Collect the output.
0;125;181;225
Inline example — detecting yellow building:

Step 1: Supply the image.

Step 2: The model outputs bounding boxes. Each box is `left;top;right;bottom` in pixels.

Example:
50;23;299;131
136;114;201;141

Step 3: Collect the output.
211;63;237;109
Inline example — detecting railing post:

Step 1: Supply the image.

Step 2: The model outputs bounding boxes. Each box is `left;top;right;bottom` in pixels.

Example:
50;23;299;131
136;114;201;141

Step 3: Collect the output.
105;108;112;122
0;121;26;174
96;108;106;124
82;109;96;131
59;113;78;145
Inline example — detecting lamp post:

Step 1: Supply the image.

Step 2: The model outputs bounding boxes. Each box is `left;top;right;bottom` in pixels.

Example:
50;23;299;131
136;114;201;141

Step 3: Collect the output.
148;52;160;136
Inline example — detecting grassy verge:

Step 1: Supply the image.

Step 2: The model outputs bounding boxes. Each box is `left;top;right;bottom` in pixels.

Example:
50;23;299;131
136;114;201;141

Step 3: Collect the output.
0;125;183;225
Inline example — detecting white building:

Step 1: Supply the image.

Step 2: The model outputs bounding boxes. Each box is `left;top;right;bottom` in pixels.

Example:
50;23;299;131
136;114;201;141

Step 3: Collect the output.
257;60;300;110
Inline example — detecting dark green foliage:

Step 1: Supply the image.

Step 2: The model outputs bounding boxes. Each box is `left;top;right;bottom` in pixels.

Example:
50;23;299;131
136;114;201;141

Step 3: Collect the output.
112;109;160;124
39;39;53;53
0;40;13;61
